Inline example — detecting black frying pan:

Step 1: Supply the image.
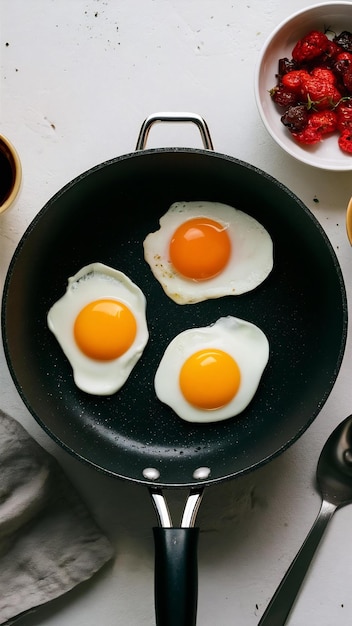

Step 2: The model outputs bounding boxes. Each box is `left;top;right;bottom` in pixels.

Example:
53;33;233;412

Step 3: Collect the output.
1;113;348;625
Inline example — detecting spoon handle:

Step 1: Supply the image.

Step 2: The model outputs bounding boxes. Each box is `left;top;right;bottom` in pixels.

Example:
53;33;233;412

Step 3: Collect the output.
258;499;336;625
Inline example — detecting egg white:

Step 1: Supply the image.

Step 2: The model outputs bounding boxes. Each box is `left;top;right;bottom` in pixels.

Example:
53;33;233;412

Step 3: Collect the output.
47;262;149;396
143;201;274;304
154;316;269;423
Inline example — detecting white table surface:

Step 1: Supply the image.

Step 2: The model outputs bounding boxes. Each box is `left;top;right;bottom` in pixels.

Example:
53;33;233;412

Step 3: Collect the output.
1;1;352;624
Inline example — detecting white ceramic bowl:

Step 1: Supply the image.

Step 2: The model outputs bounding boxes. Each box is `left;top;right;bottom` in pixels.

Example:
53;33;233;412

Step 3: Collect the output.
255;2;352;171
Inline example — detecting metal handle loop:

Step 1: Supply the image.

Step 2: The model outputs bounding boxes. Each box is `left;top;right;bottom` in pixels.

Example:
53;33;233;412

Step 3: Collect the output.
135;112;214;151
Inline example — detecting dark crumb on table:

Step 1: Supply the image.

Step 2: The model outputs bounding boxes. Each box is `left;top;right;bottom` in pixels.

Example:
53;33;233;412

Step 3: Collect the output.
5;42;9;46
313;196;319;203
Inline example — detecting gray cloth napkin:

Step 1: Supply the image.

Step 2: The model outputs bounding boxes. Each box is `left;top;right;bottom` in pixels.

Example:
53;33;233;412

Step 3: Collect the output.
0;408;114;625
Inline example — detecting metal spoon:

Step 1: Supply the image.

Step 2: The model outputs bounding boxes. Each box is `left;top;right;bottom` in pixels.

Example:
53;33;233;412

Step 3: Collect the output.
258;414;352;626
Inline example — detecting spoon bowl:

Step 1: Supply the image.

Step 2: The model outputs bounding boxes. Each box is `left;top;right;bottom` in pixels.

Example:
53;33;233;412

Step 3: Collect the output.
317;414;352;505
259;414;352;625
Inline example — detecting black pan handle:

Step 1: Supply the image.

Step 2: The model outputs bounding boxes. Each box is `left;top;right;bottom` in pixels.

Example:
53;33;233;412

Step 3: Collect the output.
153;527;200;626
135;112;214;151
150;488;204;626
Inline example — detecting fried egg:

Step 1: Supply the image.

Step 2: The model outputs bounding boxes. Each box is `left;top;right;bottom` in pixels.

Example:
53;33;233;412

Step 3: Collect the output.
154;316;269;423
47;262;149;396
143;201;273;304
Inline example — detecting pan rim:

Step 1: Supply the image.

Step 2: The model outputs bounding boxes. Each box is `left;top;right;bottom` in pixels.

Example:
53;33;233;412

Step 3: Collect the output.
1;147;348;488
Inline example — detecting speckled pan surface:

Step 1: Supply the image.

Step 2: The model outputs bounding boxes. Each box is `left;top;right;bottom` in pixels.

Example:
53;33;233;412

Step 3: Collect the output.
1;146;347;487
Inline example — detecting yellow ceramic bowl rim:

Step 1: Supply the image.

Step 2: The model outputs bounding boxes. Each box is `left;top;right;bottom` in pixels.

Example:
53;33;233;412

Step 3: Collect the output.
0;134;22;214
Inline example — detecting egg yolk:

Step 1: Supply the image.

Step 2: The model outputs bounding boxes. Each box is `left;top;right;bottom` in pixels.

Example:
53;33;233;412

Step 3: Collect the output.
179;348;241;410
74;299;137;361
169;217;231;280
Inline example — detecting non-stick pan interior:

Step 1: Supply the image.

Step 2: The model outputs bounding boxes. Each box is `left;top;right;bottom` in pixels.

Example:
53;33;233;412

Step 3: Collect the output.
1;149;347;486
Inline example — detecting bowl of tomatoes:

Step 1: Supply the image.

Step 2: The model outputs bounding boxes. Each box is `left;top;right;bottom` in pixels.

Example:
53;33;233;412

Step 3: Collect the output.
255;2;352;170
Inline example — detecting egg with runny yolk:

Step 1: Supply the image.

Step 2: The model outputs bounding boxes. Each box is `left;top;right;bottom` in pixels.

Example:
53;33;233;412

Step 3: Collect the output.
47;262;149;396
154;316;269;423
143;201;273;305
